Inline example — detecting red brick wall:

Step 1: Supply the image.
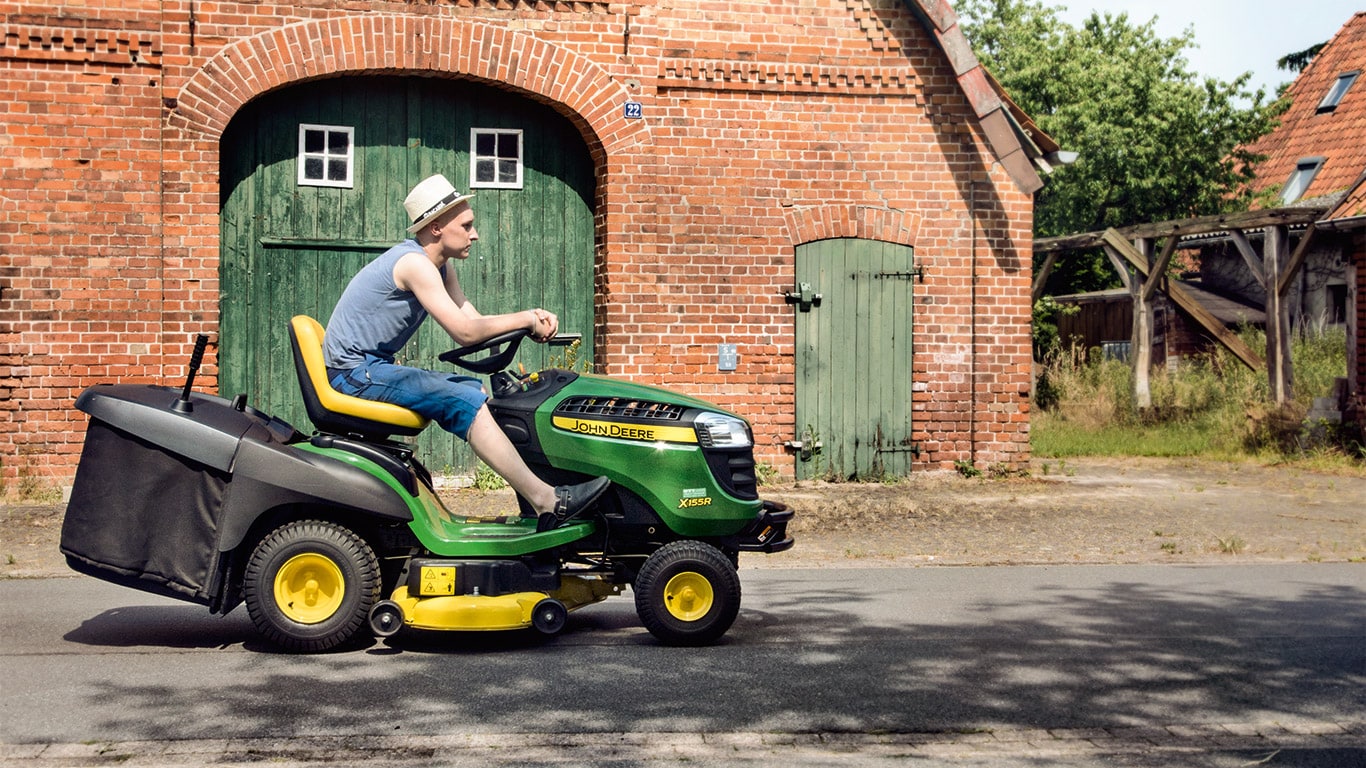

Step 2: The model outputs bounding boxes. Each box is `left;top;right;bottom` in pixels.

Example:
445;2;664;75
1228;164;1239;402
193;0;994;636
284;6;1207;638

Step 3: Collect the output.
0;0;1035;496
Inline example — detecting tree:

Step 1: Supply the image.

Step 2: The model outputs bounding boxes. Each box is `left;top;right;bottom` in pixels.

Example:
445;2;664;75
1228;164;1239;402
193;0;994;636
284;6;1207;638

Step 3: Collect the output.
956;0;1285;295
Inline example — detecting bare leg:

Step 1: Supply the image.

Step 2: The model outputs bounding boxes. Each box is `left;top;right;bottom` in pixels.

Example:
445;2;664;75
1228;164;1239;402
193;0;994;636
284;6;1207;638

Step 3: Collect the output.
465;406;558;513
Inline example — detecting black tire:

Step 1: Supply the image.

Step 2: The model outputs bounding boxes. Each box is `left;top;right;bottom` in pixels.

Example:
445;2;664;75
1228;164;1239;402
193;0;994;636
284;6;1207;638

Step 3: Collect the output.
531;598;569;636
634;540;741;646
243;519;380;652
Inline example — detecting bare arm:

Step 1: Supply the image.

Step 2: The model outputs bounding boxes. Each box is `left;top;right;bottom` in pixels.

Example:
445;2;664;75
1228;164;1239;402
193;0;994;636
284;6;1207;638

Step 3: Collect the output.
393;252;555;346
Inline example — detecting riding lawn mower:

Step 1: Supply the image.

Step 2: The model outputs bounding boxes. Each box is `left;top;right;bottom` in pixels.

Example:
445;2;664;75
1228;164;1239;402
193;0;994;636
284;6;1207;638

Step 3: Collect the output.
59;318;794;651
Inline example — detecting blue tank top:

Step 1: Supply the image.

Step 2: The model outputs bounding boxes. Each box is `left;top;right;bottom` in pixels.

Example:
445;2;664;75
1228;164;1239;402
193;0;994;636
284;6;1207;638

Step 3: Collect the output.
324;240;439;369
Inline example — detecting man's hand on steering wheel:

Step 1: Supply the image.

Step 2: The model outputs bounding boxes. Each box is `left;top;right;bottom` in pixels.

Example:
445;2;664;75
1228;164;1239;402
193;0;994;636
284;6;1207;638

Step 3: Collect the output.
528;308;558;343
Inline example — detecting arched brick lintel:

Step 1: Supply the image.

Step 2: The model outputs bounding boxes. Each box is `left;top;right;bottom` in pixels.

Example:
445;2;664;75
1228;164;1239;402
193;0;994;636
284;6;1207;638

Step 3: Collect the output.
785;204;922;248
169;14;644;157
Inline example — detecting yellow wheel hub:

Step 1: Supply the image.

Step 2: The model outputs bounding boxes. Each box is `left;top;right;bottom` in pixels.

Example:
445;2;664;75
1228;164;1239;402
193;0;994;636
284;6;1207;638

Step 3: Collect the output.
274;553;345;624
663;571;714;622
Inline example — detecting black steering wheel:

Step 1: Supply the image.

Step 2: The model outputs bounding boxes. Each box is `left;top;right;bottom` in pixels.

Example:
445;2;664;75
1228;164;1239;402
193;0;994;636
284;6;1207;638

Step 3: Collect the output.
437;329;530;374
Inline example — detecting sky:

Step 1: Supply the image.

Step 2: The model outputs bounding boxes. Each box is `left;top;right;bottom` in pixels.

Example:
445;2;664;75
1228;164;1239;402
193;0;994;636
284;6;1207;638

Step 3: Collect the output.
1053;0;1362;97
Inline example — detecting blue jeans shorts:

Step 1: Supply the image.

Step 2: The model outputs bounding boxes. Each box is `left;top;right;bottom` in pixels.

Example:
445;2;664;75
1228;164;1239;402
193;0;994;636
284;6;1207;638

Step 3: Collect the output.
329;356;488;440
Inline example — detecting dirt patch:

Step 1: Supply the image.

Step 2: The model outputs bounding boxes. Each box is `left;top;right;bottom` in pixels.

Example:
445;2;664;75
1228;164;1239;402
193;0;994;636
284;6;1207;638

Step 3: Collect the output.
4;457;1363;579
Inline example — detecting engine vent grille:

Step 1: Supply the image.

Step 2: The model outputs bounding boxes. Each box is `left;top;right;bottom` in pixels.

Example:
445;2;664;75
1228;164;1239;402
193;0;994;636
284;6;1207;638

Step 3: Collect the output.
554;396;686;423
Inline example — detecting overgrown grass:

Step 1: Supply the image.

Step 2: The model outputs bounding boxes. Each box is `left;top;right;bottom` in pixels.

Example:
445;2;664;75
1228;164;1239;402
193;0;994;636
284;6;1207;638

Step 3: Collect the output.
1033;326;1363;469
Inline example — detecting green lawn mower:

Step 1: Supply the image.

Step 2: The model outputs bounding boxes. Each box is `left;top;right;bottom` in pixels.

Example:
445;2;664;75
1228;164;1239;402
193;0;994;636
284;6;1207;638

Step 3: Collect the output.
60;317;793;651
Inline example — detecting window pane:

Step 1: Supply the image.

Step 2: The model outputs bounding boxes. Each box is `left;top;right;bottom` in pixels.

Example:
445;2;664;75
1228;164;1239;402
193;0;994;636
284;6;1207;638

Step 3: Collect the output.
475;160;495;183
328;159;348;182
304;157;325;180
304;129;325;154
1318;72;1358;112
476;133;496;156
497;132;518;158
328;131;349;154
498;159;518;184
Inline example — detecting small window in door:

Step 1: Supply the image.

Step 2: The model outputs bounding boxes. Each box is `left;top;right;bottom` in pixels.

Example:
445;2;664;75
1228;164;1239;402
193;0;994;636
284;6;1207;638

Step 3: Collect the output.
470;128;523;189
297;124;354;188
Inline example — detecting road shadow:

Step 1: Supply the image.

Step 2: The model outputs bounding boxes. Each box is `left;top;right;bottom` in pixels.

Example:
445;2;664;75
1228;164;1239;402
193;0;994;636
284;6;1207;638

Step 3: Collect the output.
52;566;1363;744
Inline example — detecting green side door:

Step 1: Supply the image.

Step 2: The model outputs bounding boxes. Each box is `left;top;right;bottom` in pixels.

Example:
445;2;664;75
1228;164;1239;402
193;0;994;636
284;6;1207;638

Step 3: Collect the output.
793;238;917;480
219;76;595;474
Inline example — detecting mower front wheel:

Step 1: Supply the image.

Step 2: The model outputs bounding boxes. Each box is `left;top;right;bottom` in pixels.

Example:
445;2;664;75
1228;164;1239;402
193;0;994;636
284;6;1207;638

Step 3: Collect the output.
634;540;741;646
243;519;381;652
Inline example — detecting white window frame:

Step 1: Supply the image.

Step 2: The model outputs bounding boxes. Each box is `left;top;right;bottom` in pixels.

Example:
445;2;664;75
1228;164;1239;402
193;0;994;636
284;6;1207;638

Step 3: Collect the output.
1280;157;1325;204
297;123;355;188
1317;71;1359;113
469;128;524;190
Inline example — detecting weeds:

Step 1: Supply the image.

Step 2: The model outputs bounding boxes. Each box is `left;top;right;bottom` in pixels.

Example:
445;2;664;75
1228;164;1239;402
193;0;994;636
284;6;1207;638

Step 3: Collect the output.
1033;327;1362;468
470;462;508;491
1216;535;1247;555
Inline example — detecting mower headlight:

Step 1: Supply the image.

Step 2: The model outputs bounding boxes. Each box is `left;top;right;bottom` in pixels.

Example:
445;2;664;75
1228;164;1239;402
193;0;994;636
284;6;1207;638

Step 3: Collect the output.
694;412;752;449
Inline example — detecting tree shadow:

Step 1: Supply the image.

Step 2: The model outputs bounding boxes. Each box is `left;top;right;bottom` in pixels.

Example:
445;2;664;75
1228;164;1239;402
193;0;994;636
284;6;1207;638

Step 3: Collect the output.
54;567;1364;744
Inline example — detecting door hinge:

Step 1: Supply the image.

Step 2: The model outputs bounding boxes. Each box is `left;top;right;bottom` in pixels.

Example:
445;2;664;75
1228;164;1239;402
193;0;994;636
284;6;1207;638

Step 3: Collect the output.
783;282;822;312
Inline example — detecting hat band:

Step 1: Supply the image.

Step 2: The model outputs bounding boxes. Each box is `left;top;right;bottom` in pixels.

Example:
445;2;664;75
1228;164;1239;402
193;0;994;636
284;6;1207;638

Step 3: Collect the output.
414;190;463;224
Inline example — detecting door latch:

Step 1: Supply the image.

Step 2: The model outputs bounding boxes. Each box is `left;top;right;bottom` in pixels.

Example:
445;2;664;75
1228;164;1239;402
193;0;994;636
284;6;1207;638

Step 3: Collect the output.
783;438;823;462
783;282;822;312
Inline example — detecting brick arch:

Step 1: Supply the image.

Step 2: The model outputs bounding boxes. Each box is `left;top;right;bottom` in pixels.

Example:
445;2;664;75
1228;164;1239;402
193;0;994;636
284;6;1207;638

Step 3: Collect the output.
169;14;645;156
784;204;922;247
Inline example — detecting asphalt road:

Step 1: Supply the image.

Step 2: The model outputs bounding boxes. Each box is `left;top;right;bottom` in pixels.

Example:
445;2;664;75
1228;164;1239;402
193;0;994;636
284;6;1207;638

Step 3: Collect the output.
1;564;1363;766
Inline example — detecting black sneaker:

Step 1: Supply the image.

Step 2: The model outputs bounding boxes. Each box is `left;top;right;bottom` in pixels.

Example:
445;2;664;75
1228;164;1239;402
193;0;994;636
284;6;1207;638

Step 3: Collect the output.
537;476;611;532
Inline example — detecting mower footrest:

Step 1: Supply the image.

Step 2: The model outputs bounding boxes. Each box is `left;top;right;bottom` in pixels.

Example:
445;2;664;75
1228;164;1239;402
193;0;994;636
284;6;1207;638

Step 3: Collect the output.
735;501;795;553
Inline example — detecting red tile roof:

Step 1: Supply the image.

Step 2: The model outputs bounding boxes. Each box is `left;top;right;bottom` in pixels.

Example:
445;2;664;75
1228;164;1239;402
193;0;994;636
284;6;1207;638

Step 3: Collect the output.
1243;12;1366;207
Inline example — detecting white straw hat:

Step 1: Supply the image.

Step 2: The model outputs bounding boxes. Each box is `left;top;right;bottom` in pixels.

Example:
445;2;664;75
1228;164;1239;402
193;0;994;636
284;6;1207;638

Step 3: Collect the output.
404;174;474;234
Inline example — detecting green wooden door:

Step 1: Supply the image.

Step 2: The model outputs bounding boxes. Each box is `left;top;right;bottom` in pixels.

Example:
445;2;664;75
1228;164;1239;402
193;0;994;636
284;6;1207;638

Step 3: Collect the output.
219;76;595;475
793;238;917;480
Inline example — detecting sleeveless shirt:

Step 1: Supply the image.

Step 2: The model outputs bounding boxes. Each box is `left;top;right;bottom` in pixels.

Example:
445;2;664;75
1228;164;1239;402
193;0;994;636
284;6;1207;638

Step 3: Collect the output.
324;240;439;370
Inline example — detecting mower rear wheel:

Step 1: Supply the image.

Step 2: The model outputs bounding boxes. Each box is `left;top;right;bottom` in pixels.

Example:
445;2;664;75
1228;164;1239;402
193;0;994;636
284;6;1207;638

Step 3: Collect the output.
634;540;741;646
243;519;380;652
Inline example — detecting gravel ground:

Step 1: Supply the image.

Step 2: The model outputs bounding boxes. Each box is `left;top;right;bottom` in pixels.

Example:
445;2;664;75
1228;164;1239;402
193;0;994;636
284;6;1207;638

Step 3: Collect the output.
4;456;1363;579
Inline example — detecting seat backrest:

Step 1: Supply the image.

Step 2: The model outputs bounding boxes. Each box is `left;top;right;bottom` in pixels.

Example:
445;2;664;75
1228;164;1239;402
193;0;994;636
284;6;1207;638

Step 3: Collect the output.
288;315;429;439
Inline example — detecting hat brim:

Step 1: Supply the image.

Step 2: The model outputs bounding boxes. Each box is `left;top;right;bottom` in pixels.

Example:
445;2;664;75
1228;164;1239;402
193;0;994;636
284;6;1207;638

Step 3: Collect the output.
406;192;474;234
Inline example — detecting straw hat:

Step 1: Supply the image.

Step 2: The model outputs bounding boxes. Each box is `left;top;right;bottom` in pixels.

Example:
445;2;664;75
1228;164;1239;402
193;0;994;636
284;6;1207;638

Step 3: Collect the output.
404;174;474;234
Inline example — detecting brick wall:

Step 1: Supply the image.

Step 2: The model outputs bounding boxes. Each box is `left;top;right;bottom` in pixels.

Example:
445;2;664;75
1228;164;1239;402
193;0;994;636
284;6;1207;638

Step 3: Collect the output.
0;0;1035;497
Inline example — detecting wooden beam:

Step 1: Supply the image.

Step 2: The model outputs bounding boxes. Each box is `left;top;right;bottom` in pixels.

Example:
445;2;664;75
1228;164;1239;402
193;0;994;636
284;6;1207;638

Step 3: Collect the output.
1140;236;1179;302
1032;251;1058;302
1275;221;1320;298
1228;229;1266;288
1100;229;1264;370
1131;238;1155;409
1102;245;1132;291
1265;226;1294;404
1036;206;1328;255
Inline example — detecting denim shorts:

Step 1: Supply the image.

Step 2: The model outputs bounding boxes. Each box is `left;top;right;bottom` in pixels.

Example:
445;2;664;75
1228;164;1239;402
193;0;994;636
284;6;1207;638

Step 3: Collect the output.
329;356;488;440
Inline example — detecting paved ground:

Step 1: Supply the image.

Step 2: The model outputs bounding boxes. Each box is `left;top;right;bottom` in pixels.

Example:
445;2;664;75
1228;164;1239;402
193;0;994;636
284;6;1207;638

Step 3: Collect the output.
3;456;1363;766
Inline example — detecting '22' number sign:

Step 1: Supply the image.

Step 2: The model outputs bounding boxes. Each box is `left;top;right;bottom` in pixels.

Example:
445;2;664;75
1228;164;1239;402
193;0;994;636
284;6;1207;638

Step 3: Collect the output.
624;102;643;119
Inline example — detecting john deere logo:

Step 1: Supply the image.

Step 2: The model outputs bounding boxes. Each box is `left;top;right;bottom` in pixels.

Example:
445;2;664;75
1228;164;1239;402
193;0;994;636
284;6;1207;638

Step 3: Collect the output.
552;416;697;444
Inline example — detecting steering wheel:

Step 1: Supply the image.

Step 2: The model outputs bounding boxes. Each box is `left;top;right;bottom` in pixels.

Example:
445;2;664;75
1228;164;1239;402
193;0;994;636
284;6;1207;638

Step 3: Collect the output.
437;329;530;374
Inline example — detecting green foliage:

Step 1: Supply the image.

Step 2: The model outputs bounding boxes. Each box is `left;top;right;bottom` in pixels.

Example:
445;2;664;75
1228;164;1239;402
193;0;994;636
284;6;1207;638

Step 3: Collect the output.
1277;43;1324;75
1033;328;1356;463
954;459;984;478
1032;295;1079;360
956;0;1287;295
546;338;593;373
470;462;508;491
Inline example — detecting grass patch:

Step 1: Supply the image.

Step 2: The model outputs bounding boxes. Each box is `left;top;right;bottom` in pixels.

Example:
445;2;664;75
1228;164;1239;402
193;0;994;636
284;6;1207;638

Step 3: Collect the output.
1033;326;1363;468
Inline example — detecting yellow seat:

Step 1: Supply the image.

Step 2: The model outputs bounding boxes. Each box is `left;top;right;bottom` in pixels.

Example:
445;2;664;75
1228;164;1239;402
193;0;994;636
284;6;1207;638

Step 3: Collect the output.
288;315;429;438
